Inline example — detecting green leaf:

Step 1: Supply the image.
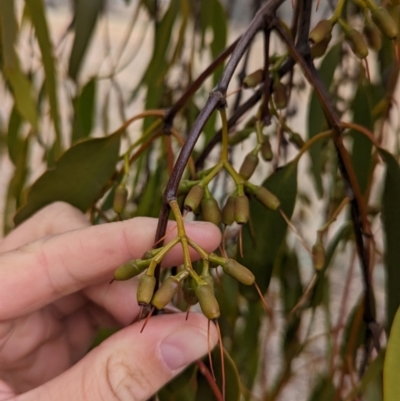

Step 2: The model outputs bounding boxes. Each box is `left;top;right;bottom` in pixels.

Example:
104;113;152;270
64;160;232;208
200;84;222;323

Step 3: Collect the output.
68;0;104;81
239;160;298;296
14;133;121;225
380;149;400;333
72;78;97;143
200;0;227;84
25;0;62;152
195;348;241;401
307;43;341;197
350;85;374;194
7;105;23;165
384;306;400;401
0;1;38;129
345;351;384;401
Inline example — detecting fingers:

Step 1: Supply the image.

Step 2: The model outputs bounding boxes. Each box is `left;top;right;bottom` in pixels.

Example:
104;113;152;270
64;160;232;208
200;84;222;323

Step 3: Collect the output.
17;313;218;401
0;218;221;320
0;202;89;253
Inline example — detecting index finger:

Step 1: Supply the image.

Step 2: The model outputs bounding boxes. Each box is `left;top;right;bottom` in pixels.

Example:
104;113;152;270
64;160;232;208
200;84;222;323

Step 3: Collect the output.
0;218;221;321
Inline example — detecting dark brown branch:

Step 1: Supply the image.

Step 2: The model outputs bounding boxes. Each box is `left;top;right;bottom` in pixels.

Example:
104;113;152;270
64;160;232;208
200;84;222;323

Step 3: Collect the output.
273;18;376;345
261;28;272;124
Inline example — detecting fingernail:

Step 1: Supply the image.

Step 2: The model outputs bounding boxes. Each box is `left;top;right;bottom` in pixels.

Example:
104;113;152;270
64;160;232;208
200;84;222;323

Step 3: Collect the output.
160;326;209;370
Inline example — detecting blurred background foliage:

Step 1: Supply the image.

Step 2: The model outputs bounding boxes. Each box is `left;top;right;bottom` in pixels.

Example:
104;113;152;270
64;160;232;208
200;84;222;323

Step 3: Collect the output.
1;0;400;400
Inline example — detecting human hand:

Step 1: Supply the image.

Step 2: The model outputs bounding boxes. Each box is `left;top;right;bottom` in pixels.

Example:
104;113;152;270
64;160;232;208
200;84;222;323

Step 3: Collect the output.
0;202;221;400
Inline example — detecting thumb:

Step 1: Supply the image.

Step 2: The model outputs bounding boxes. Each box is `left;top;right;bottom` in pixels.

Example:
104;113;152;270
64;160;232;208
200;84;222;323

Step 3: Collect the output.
20;313;217;401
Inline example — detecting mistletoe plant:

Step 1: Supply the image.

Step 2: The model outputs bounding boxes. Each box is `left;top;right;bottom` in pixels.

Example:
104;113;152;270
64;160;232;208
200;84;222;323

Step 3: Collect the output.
3;0;400;400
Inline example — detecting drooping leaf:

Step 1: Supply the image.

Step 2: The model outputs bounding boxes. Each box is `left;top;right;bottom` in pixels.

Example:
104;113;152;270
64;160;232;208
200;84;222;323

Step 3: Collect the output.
384;306;400;401
25;0;62;152
239;160;298;296
14;133;121;225
307;43;341;197
72;78;97;143
3;137;30;234
195;348;240;401
0;1;38;129
68;0;104;81
7;105;23;166
345;351;384;401
379;149;400;333
350;85;374;194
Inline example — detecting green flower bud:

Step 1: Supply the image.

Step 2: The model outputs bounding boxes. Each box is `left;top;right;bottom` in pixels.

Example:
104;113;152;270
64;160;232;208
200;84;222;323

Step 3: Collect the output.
183;277;198;305
114;260;146;280
239;152;259;180
346;29;369;59
201;197;222;226
222;195;235;225
371;7;398;40
195;284;220;320
243;68;264;88
223;259;255;286
201;274;215;291
228;128;254;145
137;274;156;306
310;33;332;59
254;186;280;210
113;185;128;214
184;185;204;211
261;135;273;161
151;277;180;310
309;19;333;45
178;180;195;196
312;237;325;271
273;81;287;110
234;195;250;224
290;133;305;149
363;21;382;51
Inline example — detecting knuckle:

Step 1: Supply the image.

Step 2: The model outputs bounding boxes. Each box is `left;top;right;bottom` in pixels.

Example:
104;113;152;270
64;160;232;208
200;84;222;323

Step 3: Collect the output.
104;350;153;401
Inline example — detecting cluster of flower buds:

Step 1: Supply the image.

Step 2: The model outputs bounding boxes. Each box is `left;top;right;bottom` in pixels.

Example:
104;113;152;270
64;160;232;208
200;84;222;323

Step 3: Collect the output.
113;243;257;320
308;3;398;60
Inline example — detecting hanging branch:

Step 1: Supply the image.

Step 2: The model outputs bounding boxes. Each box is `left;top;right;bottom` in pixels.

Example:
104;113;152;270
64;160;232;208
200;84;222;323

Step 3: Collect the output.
272;17;377;354
155;0;286;244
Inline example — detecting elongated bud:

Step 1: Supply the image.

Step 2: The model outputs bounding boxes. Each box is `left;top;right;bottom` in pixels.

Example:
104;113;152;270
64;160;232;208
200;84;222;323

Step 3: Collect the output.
290;133;305;149
312;237;325;270
309;19;333;45
234;195;250;224
254;186;280;210
184;185;204;211
114;260;146;280
223;259;255;285
363;22;382;51
201;198;222;226
222;195;235;225
346;29;369;59
371;7;398;39
273;81;287;110
151;277;180;310
137;274;156;306
243;69;264;88
261;135;273;161
228;128;254;145
311;33;332;59
183;277;198;305
113;185;128;214
195;284;220;320
239;152;259;180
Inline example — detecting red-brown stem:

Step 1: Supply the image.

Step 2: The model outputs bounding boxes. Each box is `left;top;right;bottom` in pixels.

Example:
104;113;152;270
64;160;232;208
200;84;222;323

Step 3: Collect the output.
215;320;225;401
197;360;223;401
140;307;154;333
208;319;216;381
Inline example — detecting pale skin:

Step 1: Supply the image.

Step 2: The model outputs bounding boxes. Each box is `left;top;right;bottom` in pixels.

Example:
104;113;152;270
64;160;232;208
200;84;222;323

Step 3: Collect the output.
0;202;221;401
